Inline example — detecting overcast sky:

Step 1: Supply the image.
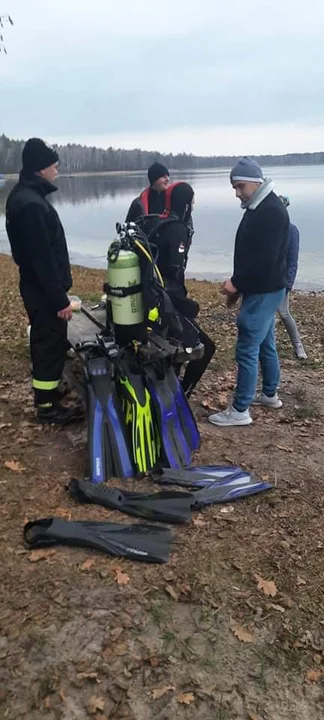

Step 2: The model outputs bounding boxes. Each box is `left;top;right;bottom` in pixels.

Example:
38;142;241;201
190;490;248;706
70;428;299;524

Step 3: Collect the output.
1;0;324;155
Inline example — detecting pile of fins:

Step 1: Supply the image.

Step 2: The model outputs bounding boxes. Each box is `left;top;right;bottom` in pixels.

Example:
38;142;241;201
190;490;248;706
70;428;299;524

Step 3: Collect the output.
23;465;272;566
85;344;201;482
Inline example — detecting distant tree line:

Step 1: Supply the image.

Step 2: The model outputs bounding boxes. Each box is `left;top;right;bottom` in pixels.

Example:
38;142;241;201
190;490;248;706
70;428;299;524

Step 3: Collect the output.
1;133;324;174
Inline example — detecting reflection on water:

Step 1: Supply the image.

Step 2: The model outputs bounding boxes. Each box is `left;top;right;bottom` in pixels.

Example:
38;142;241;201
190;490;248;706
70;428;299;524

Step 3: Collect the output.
1;166;324;289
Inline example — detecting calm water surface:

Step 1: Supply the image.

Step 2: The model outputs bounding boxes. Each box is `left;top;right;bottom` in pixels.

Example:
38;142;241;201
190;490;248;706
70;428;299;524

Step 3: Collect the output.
0;166;323;289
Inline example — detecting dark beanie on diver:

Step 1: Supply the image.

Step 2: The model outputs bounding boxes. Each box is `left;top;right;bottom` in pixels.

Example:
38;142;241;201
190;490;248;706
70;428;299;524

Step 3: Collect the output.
22;138;59;173
148;162;169;185
170;182;194;222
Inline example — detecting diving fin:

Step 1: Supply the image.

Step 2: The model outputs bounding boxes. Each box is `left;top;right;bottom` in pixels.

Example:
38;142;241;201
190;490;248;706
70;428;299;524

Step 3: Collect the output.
85;353;134;481
164;365;200;452
144;364;192;469
24;517;172;563
116;352;157;474
154;465;244;487
191;474;272;507
68;478;193;524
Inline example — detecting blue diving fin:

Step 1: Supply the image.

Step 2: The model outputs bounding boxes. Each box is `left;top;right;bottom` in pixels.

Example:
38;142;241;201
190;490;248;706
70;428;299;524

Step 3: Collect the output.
154;465;244;487
144;364;192;469
164;365;200;452
85;354;134;482
191;474;272;507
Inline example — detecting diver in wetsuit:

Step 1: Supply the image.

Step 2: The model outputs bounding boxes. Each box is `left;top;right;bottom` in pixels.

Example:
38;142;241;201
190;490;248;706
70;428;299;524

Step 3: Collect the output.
126;162;170;222
148;181;216;396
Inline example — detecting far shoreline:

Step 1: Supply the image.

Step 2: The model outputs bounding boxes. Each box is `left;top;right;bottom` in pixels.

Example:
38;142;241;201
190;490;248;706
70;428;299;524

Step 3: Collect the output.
0;252;322;294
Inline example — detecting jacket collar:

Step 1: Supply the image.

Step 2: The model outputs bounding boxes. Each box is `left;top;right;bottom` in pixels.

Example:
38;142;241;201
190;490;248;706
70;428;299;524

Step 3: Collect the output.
19;170;57;197
242;178;275;210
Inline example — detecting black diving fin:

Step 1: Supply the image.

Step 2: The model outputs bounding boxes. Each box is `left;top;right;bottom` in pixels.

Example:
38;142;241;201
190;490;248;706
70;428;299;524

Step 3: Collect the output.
68;478;193;524
24;517;172;563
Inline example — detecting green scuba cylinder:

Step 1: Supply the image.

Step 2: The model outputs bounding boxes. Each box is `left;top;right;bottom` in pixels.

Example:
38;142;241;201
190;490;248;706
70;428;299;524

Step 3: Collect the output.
106;244;144;326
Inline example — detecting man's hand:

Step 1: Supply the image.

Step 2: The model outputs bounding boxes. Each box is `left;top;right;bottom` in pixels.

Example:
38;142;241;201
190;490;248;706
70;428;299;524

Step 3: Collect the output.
221;278;238;296
57;303;73;321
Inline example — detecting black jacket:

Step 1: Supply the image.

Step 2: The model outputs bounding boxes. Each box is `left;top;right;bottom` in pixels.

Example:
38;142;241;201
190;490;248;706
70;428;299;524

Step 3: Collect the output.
231;191;289;295
6;172;72;312
126;188;165;222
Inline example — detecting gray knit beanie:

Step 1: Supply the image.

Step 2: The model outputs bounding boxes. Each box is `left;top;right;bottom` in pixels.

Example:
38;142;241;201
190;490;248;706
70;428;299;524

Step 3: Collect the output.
230;156;264;184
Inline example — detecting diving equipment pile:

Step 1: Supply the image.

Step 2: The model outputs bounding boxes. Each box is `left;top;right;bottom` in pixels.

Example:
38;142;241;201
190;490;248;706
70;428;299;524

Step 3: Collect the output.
80;221;203;481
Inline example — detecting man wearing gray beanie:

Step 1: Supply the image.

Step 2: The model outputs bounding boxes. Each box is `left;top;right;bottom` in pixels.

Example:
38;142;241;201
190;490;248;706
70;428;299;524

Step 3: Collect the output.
208;156;289;427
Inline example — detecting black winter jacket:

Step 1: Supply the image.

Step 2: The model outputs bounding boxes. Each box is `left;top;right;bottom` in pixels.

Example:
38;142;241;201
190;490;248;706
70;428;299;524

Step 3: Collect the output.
6;172;72;312
126;187;165;222
231;191;289;295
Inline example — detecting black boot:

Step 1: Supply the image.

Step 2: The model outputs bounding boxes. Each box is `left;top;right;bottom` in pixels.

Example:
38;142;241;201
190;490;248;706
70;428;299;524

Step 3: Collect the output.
37;402;84;426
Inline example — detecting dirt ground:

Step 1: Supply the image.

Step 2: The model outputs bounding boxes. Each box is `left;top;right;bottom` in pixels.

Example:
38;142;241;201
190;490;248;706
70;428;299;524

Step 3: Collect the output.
0;254;323;720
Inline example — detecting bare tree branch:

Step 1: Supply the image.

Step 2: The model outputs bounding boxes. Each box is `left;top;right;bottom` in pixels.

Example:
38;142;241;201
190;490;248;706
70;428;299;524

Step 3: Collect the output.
0;13;14;54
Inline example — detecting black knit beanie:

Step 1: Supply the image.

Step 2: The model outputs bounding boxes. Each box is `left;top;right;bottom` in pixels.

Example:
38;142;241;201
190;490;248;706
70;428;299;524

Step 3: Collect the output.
22;138;59;172
170;182;194;222
148;161;169;185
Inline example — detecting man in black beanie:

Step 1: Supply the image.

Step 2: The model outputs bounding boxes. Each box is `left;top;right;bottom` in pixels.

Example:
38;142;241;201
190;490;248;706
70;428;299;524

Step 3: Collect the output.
6;138;83;425
125;161;170;222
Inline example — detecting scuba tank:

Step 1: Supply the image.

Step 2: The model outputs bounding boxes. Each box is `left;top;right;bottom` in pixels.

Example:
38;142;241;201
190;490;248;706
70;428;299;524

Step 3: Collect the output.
105;224;146;345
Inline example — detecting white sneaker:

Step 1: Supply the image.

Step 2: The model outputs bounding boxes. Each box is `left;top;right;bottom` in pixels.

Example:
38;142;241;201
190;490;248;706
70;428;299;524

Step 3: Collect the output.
208;406;253;427
253;392;282;409
294;342;307;360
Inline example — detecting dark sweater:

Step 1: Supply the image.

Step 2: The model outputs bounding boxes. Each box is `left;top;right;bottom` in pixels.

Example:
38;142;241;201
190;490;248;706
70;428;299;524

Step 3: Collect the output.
231;191;289;295
6;172;72;312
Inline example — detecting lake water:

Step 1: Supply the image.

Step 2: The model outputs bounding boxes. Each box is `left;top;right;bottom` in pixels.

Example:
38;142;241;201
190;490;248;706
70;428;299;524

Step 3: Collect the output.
1;166;324;289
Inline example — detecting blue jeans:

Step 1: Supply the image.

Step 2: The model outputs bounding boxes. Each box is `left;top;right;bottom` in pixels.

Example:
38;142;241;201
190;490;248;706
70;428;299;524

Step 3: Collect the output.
233;290;285;412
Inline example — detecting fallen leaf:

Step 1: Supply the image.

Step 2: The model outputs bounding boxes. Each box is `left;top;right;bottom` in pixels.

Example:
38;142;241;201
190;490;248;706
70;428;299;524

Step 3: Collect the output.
254;574;277;597
80;558;96;571
151;685;175;700
297;576;306;586
44;697;51;709
248;714;263;720
218;392;228;408
276;445;293;453
4;459;25;473
87;696;105;714
229;618;255;644
115;643;128;656
56;507;72;519
149;657;160;667
0;423;12;430
268;603;285;613
165;585;179;601
110;627;124;642
305;668;322;684
177;692;195;705
59;689;66;702
192;515;206;527
313;654;322;665
77;672;99;682
28;549;56;563
114;567;130;586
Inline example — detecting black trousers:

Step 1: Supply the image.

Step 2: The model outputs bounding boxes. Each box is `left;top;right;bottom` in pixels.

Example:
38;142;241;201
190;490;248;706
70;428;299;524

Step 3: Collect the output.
22;290;68;406
181;322;216;397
